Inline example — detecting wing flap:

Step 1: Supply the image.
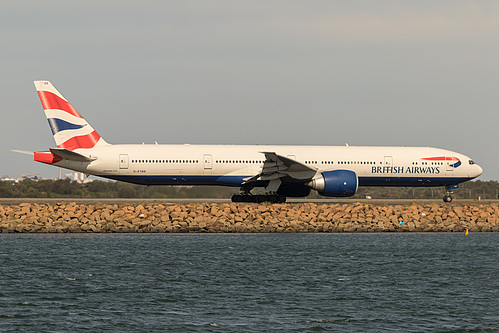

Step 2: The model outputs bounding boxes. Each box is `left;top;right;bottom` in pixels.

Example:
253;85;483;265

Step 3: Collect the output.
243;152;317;192
260;152;316;180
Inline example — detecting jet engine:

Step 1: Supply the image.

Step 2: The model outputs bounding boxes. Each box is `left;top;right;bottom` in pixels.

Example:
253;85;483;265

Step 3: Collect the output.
308;170;358;197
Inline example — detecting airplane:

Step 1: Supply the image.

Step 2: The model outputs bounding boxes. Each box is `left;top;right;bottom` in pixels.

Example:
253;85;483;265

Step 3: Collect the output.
27;80;482;203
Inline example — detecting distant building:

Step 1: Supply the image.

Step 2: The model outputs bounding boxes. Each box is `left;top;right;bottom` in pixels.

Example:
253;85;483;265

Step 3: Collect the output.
0;177;23;184
64;171;93;183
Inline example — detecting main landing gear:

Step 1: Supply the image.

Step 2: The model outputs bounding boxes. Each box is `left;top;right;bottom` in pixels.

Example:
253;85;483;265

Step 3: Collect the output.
231;194;286;203
232;184;287;203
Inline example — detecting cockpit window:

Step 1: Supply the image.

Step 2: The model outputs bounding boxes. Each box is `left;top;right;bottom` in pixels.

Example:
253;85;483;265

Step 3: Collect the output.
469;160;475;165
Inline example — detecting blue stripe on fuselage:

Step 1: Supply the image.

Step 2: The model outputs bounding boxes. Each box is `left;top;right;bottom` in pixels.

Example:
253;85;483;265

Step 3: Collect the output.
97;174;472;188
102;175;250;186
358;176;470;187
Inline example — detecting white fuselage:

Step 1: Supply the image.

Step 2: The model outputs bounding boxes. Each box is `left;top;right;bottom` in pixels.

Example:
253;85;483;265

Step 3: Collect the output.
53;144;482;188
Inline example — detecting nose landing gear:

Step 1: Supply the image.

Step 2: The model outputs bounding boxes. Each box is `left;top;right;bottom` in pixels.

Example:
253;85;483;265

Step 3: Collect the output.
443;193;453;202
443;185;458;202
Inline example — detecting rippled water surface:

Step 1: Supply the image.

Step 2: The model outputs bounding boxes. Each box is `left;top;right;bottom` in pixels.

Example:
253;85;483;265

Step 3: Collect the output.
0;233;497;332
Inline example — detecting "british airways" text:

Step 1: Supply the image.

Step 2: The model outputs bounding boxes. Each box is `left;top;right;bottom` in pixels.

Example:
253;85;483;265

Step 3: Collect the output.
372;166;441;174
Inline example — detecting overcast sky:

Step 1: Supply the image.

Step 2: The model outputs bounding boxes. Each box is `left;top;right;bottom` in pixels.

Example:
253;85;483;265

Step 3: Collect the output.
1;1;498;181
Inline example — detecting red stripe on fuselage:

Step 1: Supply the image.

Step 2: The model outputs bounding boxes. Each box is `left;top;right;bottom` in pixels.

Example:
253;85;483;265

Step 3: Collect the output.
58;131;101;150
37;91;83;118
422;156;459;161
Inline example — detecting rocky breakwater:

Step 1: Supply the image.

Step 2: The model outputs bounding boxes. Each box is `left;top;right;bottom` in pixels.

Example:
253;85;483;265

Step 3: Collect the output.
0;202;498;233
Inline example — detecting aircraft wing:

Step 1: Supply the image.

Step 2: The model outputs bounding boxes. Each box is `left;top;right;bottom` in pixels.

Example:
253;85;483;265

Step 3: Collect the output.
244;152;317;192
49;148;96;162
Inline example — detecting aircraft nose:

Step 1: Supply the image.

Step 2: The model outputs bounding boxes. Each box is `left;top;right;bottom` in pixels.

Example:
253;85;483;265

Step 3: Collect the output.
477;165;483;176
472;164;483;178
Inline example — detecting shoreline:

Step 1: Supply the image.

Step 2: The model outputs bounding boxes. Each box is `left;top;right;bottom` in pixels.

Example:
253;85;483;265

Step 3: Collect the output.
1;201;498;233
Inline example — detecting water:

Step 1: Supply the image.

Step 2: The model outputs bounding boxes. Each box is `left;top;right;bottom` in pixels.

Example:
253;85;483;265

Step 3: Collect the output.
0;233;497;332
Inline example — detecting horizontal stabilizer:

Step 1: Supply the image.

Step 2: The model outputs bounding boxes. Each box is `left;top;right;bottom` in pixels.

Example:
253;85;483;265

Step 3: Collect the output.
49;148;96;162
11;150;34;155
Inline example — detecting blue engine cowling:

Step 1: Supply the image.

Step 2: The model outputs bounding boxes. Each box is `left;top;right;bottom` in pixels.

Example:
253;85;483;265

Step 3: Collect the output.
309;170;358;197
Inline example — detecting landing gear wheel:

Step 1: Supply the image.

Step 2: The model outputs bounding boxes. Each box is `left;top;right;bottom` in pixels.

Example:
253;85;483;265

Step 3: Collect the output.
266;195;275;203
231;193;287;203
256;195;266;203
443;195;452;203
231;194;243;202
277;195;286;203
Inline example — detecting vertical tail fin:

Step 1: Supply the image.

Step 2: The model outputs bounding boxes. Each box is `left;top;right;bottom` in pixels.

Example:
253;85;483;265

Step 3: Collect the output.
34;80;108;150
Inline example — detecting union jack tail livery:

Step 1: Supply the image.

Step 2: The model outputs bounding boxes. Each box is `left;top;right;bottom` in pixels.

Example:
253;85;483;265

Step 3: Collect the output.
34;81;108;150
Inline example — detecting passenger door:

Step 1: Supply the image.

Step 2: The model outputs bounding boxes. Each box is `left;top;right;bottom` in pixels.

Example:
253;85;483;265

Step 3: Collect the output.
119;154;129;169
203;154;213;174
